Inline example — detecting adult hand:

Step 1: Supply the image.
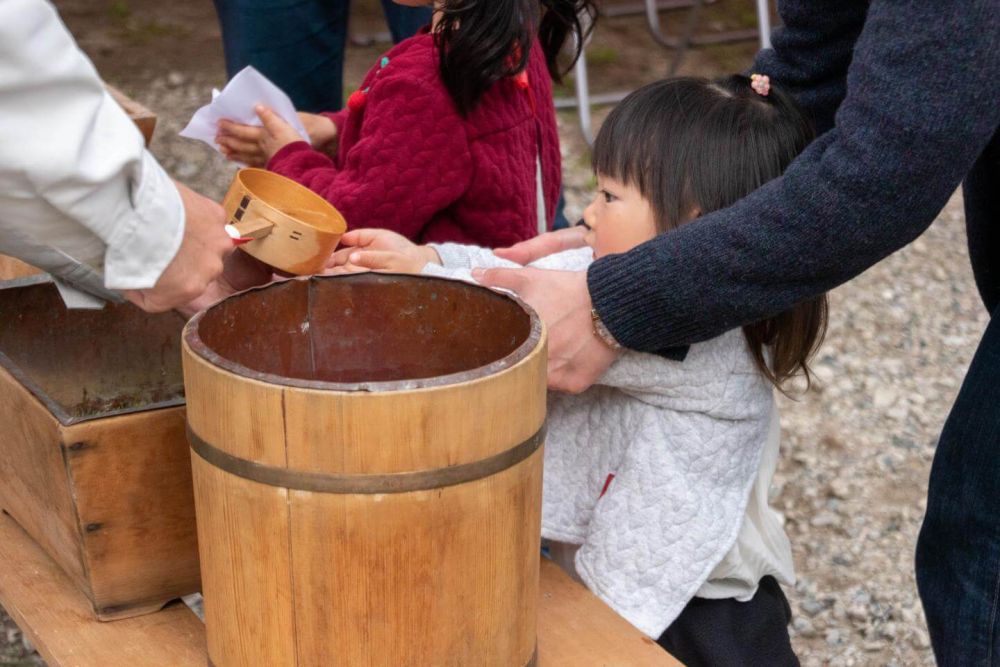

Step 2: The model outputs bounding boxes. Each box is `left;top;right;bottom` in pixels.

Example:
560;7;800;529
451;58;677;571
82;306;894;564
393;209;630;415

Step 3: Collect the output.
123;182;231;313
177;249;274;317
216;105;307;166
494;226;587;265
472;267;618;393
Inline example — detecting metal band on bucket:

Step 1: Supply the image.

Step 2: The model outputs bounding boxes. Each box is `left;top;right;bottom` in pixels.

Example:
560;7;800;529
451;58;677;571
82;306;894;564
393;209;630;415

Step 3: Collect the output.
188;423;545;494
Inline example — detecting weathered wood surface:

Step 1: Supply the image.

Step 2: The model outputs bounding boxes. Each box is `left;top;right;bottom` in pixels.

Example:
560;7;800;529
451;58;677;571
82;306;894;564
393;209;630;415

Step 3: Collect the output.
0;365;90;594
537;557;683;666
0;513;206;667
63;408;201;619
0;281;198;620
0;512;680;666
0;361;200;620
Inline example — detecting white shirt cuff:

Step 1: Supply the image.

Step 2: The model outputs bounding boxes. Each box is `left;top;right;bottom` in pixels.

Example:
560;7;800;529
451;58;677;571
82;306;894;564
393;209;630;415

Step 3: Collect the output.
102;150;184;290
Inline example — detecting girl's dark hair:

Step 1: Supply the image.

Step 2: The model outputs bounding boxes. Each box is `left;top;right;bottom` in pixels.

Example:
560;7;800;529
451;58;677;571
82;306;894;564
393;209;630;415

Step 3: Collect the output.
593;75;828;389
435;0;597;116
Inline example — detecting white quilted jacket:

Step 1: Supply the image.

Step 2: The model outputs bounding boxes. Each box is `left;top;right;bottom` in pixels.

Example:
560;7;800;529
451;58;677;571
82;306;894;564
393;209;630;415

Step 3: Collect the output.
425;244;794;637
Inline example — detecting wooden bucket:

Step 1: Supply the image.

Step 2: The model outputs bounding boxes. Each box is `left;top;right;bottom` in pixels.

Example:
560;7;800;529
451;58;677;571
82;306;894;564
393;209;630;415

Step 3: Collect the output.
183;274;546;667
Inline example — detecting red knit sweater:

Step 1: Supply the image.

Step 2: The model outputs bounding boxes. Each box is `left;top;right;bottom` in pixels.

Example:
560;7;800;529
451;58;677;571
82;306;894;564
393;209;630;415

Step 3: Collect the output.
266;30;561;247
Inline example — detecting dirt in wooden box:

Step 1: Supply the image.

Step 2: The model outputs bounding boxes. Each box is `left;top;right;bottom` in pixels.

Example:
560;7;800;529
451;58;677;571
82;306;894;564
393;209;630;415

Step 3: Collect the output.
69;383;184;420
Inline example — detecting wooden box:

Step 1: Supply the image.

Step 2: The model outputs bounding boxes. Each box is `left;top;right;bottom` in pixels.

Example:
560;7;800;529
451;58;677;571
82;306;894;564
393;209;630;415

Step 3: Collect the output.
0;255;41;281
0;276;200;620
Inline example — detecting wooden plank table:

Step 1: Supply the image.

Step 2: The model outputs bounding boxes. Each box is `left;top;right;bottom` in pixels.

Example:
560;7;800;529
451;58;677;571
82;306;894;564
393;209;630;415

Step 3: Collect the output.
0;513;680;666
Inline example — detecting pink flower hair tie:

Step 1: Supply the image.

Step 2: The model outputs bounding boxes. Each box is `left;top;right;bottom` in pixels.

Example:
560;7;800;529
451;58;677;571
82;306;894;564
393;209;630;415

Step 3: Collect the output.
750;73;771;97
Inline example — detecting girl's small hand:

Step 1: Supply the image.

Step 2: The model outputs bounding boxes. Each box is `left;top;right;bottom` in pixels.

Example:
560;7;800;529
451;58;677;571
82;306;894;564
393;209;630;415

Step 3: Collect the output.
298;112;339;157
336;249;429;275
216;105;307;166
216;119;267;166
327;228;438;268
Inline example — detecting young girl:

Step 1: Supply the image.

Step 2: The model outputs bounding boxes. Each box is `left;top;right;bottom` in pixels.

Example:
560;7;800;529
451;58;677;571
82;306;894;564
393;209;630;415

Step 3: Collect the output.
215;0;595;247
329;75;826;666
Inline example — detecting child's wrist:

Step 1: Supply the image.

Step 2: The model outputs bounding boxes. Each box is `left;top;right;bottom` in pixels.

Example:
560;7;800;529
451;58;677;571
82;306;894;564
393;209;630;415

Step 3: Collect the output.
421;245;442;266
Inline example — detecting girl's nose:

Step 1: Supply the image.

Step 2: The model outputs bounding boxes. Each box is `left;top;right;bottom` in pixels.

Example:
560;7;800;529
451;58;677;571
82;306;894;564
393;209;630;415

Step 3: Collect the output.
581;199;598;230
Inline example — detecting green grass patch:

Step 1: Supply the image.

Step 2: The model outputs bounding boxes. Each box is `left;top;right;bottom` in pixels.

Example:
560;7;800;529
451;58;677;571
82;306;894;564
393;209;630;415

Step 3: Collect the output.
109;0;130;21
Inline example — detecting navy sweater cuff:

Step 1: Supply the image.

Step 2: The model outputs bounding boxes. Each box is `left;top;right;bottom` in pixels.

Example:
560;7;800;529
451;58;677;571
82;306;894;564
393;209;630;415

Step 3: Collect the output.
587;248;703;355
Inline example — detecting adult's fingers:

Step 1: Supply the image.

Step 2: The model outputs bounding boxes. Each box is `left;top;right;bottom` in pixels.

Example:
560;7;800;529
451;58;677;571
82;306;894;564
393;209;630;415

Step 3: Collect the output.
472;266;533;294
494;226;587;265
474;267;615;393
126;182;230;313
122;289;148;311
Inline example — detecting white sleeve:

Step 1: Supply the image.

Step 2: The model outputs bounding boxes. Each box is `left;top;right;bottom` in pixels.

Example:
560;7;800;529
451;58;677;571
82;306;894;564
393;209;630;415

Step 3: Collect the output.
424;245;595;287
0;0;184;299
429;243;522;270
421;243;522;284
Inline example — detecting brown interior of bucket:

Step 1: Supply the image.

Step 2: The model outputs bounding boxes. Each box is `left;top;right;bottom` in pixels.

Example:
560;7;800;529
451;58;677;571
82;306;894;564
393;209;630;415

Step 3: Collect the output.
0;279;186;424
194;274;533;386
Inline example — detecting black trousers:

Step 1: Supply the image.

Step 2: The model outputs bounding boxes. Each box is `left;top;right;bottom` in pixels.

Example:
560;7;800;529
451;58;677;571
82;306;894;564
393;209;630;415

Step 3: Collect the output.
656;576;799;667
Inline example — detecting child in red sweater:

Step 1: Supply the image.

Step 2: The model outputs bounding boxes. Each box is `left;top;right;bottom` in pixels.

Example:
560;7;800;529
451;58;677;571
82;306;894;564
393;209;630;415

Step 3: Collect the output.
216;0;596;248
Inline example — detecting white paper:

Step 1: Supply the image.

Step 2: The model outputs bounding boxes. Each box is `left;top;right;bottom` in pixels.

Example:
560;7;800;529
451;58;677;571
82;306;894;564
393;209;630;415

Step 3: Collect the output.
179;66;308;153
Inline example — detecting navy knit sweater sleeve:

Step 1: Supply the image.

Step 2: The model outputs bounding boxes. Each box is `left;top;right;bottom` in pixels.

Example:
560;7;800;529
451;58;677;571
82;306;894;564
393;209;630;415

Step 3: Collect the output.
587;0;1000;352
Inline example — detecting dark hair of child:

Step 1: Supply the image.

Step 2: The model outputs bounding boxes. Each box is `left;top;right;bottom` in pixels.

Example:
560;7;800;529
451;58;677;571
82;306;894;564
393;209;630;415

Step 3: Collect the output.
593;75;829;389
434;0;598;116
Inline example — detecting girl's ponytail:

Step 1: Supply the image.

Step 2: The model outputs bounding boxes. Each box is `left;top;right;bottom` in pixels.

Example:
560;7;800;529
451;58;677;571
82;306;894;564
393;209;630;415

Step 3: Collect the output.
743;298;828;390
435;0;596;116
538;0;597;81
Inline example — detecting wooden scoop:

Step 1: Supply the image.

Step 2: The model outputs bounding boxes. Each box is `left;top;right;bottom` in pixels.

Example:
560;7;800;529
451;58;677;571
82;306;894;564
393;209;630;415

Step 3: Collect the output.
222;169;347;275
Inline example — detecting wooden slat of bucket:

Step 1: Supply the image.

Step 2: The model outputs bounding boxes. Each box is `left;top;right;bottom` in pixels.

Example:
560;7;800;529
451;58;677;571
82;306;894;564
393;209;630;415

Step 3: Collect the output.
191;456;296;667
182;351;288;467
281;359;547;474
287;448;542;666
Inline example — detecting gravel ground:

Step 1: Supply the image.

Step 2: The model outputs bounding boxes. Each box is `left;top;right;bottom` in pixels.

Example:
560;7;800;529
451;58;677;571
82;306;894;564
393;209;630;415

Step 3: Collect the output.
772;191;988;666
2;12;990;665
